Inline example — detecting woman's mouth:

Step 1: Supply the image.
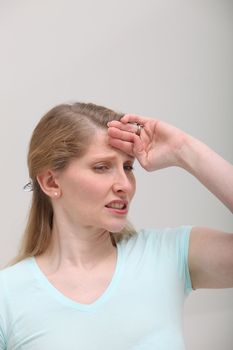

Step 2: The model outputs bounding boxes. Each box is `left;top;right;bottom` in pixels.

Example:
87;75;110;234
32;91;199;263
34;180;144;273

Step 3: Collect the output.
105;200;128;214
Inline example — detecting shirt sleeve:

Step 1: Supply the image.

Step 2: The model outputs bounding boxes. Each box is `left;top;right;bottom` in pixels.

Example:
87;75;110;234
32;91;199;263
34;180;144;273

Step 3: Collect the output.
173;225;193;295
137;225;194;295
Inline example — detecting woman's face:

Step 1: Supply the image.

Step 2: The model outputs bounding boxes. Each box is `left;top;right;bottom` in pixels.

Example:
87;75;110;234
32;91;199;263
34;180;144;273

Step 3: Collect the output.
55;129;136;233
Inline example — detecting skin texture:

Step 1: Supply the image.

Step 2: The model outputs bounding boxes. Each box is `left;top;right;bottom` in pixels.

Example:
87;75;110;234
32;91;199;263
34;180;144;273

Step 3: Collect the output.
36;130;136;303
52;130;135;235
36;115;233;298
107;114;233;289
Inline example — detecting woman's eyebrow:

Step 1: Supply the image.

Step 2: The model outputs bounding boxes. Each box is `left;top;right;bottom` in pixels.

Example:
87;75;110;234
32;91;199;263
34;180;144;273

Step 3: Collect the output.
91;154;134;161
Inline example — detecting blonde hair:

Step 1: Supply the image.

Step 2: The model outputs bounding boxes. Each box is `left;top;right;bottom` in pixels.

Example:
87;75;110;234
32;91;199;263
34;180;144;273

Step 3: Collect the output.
10;102;136;265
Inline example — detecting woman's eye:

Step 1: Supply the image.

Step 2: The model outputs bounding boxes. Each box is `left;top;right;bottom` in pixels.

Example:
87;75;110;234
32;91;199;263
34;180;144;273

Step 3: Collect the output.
124;165;134;172
93;163;134;172
94;165;109;172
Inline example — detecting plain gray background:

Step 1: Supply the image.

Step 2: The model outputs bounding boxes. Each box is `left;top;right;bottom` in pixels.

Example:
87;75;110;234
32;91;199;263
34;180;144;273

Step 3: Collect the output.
0;0;232;349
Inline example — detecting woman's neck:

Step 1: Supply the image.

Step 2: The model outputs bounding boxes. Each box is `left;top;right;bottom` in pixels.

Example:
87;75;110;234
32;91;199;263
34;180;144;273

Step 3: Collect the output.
36;221;116;273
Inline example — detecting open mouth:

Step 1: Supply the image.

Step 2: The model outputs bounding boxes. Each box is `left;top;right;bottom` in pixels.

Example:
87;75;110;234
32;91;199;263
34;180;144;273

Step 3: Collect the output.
105;203;127;210
105;200;128;214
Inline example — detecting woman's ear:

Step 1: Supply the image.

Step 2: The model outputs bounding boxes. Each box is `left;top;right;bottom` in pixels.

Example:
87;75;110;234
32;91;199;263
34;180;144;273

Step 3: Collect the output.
36;170;61;199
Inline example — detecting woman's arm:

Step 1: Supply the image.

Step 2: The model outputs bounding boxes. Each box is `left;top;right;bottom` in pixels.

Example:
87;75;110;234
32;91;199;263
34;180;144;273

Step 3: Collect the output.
178;134;233;213
171;134;233;289
107;114;233;289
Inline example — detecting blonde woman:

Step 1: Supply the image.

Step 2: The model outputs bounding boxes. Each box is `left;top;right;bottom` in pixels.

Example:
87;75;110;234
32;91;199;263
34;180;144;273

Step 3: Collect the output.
0;102;232;349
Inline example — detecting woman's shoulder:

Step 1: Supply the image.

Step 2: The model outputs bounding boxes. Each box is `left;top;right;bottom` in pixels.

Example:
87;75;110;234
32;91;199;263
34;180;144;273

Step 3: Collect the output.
123;225;192;243
119;225;193;255
0;257;33;289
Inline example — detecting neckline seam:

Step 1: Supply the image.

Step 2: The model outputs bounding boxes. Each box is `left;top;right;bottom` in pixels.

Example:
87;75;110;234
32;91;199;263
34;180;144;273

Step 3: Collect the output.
29;243;123;312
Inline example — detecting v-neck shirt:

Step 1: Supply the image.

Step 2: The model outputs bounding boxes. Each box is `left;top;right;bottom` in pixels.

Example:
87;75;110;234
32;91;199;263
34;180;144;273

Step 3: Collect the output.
0;226;193;350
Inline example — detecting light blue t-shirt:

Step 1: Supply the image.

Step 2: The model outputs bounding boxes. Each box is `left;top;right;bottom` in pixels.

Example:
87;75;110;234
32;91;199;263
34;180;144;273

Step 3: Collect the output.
0;226;193;349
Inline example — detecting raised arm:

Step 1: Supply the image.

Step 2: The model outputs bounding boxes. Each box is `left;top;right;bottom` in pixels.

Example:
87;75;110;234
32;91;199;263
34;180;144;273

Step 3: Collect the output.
107;114;233;289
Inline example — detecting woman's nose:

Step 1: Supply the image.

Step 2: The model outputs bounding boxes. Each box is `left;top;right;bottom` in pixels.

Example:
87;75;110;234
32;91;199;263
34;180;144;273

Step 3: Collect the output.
112;171;133;194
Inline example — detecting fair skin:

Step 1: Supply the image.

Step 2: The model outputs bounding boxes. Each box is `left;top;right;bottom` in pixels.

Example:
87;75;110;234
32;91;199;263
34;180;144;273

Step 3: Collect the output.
36;130;136;303
107;114;233;289
36;115;233;304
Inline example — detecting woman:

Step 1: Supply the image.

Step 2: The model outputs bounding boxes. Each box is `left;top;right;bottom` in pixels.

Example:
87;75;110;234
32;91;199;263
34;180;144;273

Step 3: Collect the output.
0;102;232;350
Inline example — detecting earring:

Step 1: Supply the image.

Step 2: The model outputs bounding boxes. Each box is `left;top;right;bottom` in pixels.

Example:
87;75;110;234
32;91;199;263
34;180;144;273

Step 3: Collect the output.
54;192;58;197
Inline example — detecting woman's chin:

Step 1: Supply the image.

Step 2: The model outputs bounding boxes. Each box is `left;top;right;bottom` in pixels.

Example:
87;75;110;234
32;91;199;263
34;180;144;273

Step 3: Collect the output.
104;221;127;233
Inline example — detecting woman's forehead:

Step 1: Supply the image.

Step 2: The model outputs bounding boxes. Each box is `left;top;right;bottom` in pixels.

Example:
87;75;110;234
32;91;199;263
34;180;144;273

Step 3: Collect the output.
84;130;133;160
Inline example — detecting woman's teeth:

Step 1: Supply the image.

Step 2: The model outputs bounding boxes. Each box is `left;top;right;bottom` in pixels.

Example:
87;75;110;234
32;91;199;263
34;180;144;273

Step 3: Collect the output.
106;203;125;209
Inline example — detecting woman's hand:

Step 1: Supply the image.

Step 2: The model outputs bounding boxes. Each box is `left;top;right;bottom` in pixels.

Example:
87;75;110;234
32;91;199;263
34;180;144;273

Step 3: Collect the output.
108;113;233;211
107;114;188;171
108;114;233;291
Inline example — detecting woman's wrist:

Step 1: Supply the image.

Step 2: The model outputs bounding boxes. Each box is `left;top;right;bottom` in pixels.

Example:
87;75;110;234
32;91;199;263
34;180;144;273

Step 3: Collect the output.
175;133;206;174
175;132;233;211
